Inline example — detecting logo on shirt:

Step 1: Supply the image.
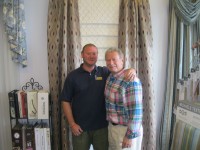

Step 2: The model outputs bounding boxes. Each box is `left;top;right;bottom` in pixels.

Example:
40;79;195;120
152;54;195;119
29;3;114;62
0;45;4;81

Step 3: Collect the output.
95;75;103;80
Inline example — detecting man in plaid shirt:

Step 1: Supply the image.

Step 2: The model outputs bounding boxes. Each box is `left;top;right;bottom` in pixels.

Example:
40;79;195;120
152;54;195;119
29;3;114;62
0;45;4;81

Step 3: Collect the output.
104;48;143;150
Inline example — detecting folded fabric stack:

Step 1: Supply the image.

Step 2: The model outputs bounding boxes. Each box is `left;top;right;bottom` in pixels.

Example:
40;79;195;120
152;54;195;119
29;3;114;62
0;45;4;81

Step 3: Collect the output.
171;120;200;150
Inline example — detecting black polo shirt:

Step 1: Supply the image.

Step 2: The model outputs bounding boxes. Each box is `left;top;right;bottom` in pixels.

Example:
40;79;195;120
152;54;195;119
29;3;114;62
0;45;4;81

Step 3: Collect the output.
60;64;110;131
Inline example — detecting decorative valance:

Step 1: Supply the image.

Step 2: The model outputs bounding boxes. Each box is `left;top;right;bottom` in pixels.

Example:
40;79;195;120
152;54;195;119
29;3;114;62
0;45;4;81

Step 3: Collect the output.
3;0;27;67
173;0;200;25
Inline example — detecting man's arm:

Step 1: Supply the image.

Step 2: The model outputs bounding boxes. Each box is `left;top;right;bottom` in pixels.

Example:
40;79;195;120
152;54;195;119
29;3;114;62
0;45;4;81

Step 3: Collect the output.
122;78;143;148
62;101;75;127
62;101;83;136
124;78;143;138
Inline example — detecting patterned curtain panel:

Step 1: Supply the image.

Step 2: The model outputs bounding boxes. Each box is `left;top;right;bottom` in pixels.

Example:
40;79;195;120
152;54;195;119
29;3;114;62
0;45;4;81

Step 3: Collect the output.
159;0;200;149
47;0;81;149
3;0;27;67
118;0;156;149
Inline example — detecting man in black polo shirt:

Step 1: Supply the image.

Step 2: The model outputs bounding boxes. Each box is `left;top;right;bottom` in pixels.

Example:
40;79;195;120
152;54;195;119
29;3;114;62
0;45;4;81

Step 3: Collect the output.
60;43;135;150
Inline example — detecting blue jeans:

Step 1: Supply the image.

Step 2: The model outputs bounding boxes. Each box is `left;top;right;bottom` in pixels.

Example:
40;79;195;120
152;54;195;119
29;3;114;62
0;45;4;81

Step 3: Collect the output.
72;127;108;150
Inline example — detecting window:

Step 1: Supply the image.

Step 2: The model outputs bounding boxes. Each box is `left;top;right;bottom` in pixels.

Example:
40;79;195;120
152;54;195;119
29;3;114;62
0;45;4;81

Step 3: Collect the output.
79;0;119;66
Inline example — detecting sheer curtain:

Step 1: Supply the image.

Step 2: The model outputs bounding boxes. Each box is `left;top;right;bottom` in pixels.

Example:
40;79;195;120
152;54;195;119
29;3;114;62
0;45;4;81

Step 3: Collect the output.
0;2;20;150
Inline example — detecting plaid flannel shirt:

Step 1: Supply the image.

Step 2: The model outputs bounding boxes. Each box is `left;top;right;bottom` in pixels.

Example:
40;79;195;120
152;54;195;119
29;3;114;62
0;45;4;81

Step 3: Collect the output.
104;69;143;139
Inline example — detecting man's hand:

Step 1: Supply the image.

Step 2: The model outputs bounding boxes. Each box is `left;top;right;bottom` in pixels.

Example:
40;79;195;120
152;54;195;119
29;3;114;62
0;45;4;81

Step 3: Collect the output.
124;68;137;81
70;123;83;136
122;136;132;149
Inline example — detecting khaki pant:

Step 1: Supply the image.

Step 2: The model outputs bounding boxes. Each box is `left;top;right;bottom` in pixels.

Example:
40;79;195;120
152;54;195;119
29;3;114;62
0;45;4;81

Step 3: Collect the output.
72;127;108;150
108;123;143;150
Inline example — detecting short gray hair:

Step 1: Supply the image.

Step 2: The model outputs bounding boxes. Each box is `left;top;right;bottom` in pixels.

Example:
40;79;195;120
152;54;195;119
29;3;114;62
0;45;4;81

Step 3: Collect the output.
105;47;124;60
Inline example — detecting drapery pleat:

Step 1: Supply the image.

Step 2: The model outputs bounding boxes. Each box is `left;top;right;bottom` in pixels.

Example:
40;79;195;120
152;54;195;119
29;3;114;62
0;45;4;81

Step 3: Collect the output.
3;0;27;67
173;0;200;24
159;6;178;150
118;0;156;149
47;0;81;149
159;0;200;149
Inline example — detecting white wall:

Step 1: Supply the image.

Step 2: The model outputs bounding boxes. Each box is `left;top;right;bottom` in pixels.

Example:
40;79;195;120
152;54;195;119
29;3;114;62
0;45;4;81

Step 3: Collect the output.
20;0;49;90
20;0;169;148
150;0;169;145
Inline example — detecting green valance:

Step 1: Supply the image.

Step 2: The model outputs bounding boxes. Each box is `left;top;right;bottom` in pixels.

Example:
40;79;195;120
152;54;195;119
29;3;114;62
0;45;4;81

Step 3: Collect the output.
173;0;200;24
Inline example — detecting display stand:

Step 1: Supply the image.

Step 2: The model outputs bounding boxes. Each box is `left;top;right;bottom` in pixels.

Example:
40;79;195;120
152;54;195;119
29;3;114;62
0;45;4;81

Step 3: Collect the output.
171;41;200;149
8;78;52;150
22;78;43;91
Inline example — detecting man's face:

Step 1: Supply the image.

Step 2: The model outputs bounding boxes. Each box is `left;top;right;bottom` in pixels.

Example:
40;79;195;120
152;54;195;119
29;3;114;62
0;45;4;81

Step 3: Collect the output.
105;51;124;74
81;46;98;66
